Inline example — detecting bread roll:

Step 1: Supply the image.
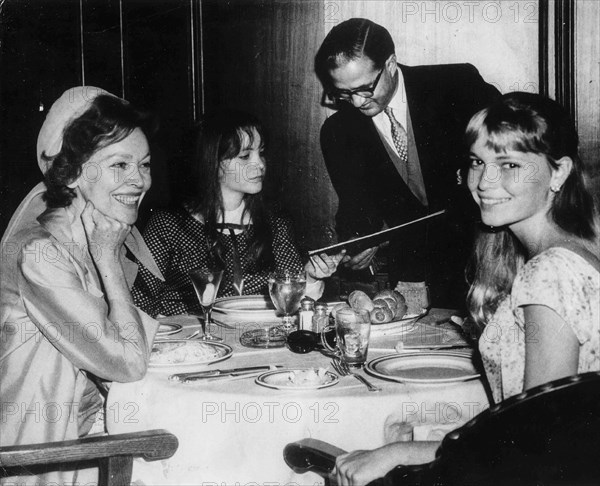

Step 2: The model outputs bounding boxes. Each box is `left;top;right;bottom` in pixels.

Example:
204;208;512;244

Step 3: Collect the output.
331;302;351;319
348;290;374;312
374;289;407;319
370;305;393;324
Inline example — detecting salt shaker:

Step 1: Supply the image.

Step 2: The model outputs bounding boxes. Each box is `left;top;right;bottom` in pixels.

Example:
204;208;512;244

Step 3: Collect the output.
298;297;315;331
312;302;329;332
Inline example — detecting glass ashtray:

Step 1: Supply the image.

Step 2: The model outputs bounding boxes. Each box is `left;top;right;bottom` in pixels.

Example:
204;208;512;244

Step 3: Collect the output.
240;326;288;348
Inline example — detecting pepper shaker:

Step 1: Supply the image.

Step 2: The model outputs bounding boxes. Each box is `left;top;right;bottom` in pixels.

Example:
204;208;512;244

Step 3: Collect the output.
312;302;329;333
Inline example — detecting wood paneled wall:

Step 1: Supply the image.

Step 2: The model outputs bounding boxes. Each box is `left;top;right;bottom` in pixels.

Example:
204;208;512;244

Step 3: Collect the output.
576;1;600;185
0;0;82;235
0;0;198;234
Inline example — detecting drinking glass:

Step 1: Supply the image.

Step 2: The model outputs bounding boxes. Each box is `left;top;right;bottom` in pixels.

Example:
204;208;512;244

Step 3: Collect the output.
268;270;307;333
322;308;371;368
189;267;224;341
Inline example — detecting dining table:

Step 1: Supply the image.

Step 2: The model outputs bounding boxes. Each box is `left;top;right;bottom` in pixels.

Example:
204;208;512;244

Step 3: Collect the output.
106;303;491;485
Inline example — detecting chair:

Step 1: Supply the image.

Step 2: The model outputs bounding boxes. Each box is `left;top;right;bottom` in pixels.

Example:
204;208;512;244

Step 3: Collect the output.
284;372;600;486
0;429;178;486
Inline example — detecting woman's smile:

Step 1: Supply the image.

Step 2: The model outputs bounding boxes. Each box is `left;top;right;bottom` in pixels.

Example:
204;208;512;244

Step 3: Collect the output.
112;193;142;206
479;197;511;206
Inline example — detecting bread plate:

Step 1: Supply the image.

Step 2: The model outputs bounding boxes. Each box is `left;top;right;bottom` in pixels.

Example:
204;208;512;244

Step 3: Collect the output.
370;309;427;337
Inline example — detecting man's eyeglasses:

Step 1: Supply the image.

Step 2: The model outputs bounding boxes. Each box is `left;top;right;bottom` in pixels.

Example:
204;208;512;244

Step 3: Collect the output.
328;67;385;102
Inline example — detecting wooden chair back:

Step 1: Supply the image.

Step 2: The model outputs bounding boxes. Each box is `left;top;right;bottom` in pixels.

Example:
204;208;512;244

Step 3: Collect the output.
0;429;178;486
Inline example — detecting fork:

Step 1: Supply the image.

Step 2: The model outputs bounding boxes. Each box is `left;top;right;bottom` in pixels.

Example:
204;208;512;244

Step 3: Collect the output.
331;358;381;392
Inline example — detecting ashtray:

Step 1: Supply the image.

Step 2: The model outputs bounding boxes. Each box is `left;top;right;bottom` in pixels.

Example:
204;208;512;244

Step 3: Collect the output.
240;326;288;348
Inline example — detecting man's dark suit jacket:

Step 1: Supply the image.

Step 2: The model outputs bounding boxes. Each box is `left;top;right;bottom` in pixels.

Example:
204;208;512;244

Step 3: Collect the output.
321;63;500;308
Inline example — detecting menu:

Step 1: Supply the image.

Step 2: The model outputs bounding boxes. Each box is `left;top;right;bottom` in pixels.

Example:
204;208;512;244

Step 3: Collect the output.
308;210;446;257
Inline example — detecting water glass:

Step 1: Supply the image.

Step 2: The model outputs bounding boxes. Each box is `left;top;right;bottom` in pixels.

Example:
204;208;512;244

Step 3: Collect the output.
334;308;371;368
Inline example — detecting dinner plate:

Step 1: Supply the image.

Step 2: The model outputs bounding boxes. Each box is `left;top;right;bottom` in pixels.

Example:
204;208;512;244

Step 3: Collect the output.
213;295;343;321
213;295;278;320
149;340;233;368
366;352;479;384
370;310;427;337
156;323;183;337
256;368;339;390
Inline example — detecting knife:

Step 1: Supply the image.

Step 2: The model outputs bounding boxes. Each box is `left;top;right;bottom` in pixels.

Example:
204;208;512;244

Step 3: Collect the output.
169;365;282;382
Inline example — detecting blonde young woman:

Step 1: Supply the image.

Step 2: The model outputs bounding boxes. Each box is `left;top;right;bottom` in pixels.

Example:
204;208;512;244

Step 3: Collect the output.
333;92;599;485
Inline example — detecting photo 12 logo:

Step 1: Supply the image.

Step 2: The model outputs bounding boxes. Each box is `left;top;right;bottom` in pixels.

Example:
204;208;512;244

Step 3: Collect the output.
324;2;538;25
200;400;339;424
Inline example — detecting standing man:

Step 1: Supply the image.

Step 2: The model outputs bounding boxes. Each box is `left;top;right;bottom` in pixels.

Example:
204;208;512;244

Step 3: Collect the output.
315;18;500;307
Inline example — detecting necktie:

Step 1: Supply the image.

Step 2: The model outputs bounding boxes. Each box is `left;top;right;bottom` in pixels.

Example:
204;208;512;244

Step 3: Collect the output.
384;107;408;163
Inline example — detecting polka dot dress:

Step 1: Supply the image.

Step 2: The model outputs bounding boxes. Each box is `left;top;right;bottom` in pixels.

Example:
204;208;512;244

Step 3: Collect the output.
132;208;304;317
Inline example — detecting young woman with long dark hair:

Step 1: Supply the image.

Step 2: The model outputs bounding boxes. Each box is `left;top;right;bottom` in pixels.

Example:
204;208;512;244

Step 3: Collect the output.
133;110;342;317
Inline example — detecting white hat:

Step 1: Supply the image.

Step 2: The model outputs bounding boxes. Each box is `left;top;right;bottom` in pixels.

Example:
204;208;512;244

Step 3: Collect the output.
36;86;113;174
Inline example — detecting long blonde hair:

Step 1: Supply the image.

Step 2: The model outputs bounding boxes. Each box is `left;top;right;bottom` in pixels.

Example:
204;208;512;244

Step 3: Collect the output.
465;92;599;328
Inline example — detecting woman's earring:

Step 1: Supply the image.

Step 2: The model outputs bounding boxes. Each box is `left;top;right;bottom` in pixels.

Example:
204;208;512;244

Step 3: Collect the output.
551;185;561;193
456;169;463;185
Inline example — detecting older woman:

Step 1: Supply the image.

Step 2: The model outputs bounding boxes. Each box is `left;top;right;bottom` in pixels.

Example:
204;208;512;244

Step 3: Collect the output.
0;87;163;485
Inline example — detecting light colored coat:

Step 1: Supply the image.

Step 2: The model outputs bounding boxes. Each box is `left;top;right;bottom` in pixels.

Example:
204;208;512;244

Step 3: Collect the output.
0;195;158;484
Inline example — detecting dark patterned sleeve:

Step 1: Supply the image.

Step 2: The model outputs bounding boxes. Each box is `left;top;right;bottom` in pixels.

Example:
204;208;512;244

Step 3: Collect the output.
271;215;305;273
132;211;177;317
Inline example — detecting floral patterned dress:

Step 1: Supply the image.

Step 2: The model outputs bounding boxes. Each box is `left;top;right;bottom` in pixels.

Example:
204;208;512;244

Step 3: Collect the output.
479;247;600;403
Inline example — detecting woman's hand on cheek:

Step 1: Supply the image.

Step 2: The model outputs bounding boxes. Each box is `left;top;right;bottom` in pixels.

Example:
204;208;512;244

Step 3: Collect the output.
305;250;345;282
81;201;131;266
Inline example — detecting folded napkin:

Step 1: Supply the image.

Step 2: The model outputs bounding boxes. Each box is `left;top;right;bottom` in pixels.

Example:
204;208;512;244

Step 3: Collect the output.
395;319;470;350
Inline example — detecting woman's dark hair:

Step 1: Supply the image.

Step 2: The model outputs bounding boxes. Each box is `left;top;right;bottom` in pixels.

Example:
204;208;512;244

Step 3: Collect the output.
315;18;395;85
187;109;274;269
43;94;155;207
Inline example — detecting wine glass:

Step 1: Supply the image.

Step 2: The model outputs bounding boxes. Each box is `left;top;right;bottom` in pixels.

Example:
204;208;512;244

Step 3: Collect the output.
268;270;307;333
189;267;224;341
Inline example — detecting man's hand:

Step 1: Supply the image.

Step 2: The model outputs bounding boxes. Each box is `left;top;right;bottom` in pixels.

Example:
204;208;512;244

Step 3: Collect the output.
334;441;440;486
342;246;377;271
306;250;346;283
334;448;396;486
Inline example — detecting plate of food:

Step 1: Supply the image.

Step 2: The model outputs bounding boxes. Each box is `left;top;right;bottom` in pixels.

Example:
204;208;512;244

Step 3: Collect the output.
255;368;338;390
149;340;232;368
156;322;183;337
366;352;479;384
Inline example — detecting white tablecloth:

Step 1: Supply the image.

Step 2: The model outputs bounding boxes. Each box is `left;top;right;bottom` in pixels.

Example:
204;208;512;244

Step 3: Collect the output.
106;309;490;485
